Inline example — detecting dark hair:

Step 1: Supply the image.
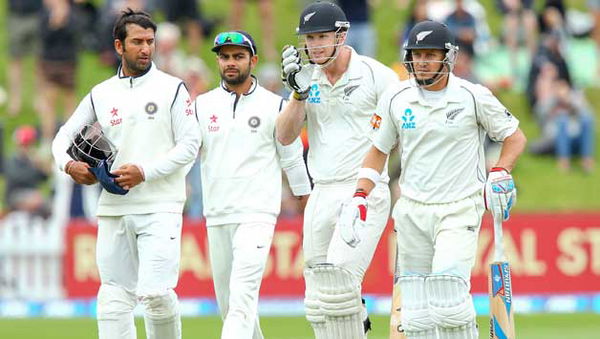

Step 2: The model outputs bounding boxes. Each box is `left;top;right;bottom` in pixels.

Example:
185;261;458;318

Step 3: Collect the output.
112;8;157;42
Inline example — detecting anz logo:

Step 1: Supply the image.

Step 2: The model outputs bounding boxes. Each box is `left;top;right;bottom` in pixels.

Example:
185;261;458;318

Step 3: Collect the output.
307;84;321;104
401;108;416;129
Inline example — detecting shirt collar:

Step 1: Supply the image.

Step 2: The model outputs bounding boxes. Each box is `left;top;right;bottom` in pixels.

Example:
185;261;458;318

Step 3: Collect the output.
313;46;362;87
406;73;463;106
220;75;258;96
117;62;154;86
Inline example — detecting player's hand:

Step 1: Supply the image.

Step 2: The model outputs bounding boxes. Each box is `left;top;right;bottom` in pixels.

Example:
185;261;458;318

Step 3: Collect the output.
484;167;517;221
297;195;309;213
112;163;145;190
281;45;311;99
337;191;368;248
66;160;98;185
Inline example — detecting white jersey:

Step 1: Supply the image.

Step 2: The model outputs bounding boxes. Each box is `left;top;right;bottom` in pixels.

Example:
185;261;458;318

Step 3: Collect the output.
373;75;519;203
304;47;399;184
197;78;311;227
52;64;201;216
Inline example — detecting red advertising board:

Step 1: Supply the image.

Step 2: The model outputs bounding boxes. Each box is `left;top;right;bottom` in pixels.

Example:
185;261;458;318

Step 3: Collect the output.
64;213;600;298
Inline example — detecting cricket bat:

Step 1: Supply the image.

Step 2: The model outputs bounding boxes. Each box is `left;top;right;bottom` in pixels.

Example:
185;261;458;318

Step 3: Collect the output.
489;216;516;339
389;237;407;339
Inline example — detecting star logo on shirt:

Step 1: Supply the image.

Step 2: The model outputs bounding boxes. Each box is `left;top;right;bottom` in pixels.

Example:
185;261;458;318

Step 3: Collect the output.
111;107;119;117
210;115;218;124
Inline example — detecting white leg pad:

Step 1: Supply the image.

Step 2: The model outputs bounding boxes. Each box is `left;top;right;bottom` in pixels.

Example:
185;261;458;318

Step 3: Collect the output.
438;322;479;339
304;268;327;338
399;276;436;338
140;289;181;339
313;264;364;339
426;275;476;331
97;284;137;339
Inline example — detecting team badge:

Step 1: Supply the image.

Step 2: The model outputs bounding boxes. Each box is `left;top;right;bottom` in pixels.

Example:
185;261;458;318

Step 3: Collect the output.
370;113;382;130
145;102;158;117
343;84;360;101
248;116;261;129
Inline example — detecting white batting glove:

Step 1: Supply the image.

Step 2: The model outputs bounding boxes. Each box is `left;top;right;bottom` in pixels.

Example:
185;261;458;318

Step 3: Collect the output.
337;191;368;248
485;167;517;221
281;45;311;99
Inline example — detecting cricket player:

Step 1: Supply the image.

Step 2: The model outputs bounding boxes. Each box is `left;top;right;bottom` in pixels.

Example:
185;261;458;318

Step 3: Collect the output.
339;20;527;338
196;30;311;339
51;9;200;339
277;1;400;337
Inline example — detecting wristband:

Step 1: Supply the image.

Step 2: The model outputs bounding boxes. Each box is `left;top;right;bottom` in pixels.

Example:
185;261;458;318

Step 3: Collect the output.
293;90;309;101
357;167;380;186
491;167;509;173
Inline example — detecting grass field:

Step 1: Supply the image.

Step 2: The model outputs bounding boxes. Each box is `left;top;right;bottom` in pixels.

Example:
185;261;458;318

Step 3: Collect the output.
0;314;599;338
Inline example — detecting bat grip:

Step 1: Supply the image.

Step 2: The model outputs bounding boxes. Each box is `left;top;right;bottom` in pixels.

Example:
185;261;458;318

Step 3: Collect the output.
493;216;506;262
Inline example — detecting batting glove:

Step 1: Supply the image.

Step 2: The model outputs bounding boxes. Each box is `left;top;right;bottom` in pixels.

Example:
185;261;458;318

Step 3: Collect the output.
484;167;516;221
88;160;129;195
281;45;311;100
337;191;368;248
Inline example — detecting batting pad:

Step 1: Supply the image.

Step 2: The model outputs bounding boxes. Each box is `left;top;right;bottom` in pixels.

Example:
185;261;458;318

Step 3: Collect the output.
437;322;478;339
399;276;436;338
97;284;137;339
140;289;181;339
426;275;476;330
313;264;365;339
304;269;327;338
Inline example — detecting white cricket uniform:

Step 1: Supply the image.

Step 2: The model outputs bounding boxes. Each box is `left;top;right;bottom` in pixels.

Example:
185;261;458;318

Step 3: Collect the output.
302;47;399;279
52;63;200;339
373;74;519;280
196;78;311;339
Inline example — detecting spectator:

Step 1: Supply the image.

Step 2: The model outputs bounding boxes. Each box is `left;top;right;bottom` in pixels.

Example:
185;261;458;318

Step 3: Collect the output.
6;0;43;117
230;0;276;62
444;0;477;53
399;0;429;57
4;126;51;217
154;21;187;77
535;79;595;173
527;30;571;109
38;0;79;144
339;0;376;57
496;0;538;79
161;0;206;55
183;56;211;100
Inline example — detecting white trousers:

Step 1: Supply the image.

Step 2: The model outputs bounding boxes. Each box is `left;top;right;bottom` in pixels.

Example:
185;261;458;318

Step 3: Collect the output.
303;182;391;280
96;213;183;339
393;192;485;281
207;222;275;339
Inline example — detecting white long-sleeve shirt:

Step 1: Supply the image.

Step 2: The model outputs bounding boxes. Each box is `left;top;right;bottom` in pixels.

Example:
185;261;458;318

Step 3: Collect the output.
52;63;201;216
196;78;311;226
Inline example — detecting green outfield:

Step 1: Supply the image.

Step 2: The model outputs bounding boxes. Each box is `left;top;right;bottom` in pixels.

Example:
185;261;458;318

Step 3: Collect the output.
0;314;599;338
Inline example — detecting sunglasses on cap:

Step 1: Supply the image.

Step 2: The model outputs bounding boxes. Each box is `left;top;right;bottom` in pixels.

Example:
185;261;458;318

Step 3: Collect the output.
213;31;256;55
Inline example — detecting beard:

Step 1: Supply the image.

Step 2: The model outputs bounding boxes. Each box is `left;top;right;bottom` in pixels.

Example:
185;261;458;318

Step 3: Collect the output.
123;55;151;75
220;66;251;86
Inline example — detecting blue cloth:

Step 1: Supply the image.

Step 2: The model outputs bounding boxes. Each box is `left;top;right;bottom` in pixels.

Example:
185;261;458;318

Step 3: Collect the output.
88;160;129;195
555;113;594;158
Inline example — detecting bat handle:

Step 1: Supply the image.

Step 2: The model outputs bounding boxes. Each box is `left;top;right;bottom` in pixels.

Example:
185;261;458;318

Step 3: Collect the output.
493;216;506;262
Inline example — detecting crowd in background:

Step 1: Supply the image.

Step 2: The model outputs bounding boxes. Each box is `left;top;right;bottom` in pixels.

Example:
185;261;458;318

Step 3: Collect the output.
0;0;598;223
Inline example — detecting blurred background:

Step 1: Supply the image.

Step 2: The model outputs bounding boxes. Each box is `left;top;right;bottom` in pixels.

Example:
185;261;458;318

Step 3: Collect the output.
0;0;599;338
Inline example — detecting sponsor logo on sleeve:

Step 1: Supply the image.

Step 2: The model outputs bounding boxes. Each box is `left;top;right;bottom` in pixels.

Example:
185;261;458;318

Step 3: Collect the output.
370;113;382;130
